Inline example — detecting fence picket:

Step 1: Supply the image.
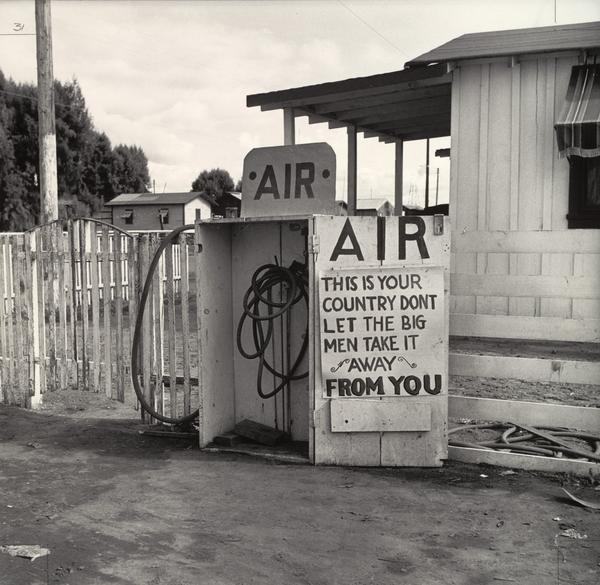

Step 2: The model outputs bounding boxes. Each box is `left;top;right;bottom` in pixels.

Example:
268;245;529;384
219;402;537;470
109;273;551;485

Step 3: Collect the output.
0;222;194;415
180;234;191;416
34;229;46;396
13;235;25;404
139;235;153;421
45;225;58;392
6;236;17;402
55;225;67;391
68;221;80;391
0;236;8;402
62;229;74;388
114;233;124;402
127;237;138;410
89;228;101;392
78;221;90;390
165;244;177;418
101;226;112;398
152;234;164;417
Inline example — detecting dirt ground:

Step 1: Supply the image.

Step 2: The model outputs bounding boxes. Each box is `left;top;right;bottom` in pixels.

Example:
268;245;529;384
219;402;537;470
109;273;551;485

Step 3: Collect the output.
1;393;599;585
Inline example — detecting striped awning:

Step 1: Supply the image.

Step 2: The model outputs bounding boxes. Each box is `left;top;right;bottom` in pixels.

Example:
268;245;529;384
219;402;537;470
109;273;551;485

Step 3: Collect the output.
555;64;600;158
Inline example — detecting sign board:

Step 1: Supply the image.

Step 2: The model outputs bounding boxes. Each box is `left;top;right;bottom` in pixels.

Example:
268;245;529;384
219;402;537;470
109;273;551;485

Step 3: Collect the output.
241;143;336;218
311;215;450;467
319;266;445;398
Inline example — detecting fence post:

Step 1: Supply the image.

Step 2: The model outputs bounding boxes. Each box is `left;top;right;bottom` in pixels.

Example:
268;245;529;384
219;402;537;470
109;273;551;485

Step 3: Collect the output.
29;231;43;408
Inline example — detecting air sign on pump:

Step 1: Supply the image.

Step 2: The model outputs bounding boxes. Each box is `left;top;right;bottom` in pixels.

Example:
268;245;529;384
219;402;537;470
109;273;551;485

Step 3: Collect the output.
241;143;336;217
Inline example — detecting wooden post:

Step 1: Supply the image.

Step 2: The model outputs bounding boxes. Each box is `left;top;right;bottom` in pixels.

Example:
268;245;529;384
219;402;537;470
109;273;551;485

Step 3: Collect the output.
424;138;430;209
283;107;295;145
347;125;357;215
35;0;58;224
394;140;404;215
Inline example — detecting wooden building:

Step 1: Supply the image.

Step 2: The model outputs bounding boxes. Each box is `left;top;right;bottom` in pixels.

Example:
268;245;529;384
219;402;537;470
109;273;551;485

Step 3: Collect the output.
247;21;600;383
407;22;600;349
356;198;395;217
106;191;241;231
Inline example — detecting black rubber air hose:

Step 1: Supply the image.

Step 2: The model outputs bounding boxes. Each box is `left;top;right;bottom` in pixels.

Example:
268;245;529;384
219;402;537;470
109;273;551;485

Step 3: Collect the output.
131;224;199;425
236;262;309;399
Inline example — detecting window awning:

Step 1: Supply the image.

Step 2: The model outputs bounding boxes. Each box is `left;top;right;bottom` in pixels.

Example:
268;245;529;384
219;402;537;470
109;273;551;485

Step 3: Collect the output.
120;210;133;220
555;64;600;158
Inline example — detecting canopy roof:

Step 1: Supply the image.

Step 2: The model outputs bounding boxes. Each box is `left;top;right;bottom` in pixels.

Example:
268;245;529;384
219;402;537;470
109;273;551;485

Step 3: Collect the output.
247;64;451;142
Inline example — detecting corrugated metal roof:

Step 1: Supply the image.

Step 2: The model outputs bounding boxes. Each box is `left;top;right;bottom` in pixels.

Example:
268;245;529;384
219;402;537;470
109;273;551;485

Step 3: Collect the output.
107;192;203;206
407;21;600;66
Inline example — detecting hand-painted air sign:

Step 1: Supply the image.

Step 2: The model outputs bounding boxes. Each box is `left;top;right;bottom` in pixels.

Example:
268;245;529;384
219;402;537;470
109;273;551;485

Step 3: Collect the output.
319;266;445;398
241;143;336;218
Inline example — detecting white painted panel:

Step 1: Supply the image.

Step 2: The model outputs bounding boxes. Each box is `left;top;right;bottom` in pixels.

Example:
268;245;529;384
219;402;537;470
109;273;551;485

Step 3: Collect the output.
455;65;481;234
448;446;598;477
487;63;512;231
450;313;600;343
330;399;431;432
540;252;573;318
281;222;311;441
313;216;450;467
518;60;543;231
452;251;476;313
477;252;509;315
573;299;600;320
453;273;599;299
450;353;600;385
196;224;235;446
453;230;600;254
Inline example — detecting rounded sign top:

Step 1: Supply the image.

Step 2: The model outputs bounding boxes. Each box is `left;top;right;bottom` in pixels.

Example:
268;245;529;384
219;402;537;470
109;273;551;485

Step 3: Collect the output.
241;142;336;218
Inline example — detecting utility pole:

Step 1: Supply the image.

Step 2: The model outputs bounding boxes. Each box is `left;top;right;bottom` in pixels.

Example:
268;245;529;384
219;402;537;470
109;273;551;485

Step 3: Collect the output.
35;0;58;224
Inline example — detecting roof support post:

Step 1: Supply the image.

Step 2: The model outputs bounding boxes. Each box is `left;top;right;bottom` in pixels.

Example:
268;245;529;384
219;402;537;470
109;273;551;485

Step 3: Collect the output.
347;125;357;215
394;140;403;215
283;107;295;145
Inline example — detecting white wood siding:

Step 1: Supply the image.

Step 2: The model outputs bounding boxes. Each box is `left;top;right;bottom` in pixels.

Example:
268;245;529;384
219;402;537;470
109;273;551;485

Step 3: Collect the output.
450;55;600;342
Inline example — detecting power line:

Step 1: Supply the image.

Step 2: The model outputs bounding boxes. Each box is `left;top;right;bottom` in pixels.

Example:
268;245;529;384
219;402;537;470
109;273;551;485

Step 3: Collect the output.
0;88;82;111
336;0;410;59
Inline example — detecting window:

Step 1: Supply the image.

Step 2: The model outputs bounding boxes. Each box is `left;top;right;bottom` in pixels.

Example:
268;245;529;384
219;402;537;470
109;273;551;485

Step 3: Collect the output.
158;208;169;228
121;209;133;225
554;64;600;229
568;156;600;229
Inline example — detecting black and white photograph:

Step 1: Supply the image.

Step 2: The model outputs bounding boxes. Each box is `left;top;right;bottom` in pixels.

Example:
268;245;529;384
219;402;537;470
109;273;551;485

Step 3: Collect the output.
0;1;599;583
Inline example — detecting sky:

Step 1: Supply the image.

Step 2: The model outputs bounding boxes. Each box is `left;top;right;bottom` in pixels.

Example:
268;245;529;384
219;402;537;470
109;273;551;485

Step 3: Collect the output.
1;0;599;207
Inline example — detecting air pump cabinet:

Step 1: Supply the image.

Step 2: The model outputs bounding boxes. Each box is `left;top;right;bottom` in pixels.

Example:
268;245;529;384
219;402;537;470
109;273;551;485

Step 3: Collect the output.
193;213;450;467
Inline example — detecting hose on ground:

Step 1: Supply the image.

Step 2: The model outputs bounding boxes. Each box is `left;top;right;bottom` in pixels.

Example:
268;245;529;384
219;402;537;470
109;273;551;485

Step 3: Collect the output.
449;422;600;462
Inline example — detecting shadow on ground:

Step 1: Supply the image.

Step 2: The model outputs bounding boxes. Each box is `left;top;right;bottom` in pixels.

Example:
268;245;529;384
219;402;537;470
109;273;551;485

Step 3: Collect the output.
0;405;598;585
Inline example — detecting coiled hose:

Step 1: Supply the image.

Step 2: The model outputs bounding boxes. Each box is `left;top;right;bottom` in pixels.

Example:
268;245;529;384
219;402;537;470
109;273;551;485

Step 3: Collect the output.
236;262;309;399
